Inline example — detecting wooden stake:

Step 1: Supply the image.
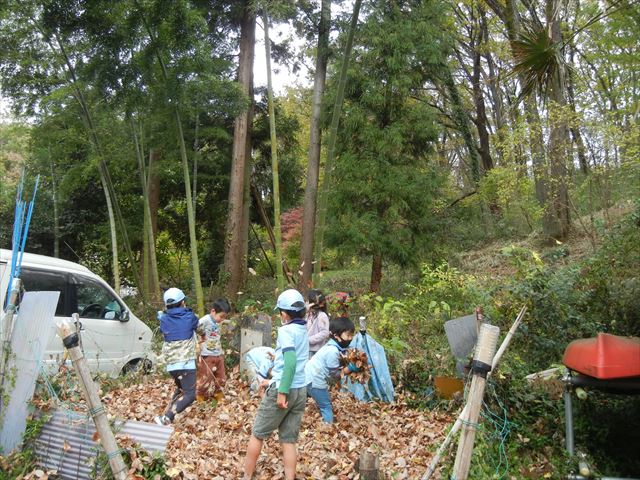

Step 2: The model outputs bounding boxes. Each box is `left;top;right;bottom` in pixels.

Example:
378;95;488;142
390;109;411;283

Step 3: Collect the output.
422;306;526;480
359;451;380;479
452;323;500;480
57;319;127;480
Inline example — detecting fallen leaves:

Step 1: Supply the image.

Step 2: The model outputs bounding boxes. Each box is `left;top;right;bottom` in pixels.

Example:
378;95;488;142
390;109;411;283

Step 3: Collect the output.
340;348;371;384
98;370;452;479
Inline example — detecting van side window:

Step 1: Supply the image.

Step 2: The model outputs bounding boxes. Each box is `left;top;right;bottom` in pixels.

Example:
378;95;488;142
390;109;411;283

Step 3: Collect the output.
73;275;124;320
20;268;67;316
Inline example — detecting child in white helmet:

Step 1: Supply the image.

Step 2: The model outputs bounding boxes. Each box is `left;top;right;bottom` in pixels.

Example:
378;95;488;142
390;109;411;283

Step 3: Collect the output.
243;289;309;480
154;287;198;425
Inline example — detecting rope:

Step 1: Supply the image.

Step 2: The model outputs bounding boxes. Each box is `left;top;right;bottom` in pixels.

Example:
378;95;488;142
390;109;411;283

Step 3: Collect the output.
481;382;516;480
450;375;513;480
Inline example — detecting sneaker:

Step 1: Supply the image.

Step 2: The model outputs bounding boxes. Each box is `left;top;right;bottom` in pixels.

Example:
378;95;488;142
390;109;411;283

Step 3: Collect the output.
154;415;171;426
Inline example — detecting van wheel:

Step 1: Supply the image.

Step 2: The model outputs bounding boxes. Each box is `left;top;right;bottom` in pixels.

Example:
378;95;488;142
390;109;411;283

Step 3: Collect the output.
121;359;152;376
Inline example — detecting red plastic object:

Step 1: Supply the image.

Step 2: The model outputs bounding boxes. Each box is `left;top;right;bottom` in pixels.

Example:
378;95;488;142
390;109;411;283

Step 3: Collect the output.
563;333;640;379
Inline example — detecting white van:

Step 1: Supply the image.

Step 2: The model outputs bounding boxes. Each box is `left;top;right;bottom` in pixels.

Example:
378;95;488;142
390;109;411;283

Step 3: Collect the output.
0;249;155;377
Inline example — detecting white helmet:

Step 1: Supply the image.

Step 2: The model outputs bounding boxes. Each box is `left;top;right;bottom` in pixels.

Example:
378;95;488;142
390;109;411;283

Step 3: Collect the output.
275;289;306;311
163;287;185;306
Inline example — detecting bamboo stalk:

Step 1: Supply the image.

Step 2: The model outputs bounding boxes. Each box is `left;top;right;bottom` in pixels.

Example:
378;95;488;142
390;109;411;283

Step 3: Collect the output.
263;10;285;292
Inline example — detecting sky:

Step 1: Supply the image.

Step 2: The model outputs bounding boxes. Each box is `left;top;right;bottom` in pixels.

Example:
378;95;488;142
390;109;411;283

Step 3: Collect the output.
253;20;311;95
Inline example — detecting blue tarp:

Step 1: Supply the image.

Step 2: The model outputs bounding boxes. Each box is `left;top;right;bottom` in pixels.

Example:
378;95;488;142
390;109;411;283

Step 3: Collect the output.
342;332;395;403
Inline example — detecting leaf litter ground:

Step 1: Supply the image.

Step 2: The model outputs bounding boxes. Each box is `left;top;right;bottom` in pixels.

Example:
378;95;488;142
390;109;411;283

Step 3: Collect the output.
100;370;453;479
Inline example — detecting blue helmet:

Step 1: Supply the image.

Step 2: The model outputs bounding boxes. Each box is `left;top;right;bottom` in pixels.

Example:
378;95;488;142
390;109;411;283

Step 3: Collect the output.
275;289;305;311
163;287;185;306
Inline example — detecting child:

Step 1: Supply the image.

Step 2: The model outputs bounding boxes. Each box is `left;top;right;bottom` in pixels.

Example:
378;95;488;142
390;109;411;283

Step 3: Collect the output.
196;298;231;402
306;289;330;358
243;289;309;480
305;316;357;423
155;288;198;425
244;346;275;394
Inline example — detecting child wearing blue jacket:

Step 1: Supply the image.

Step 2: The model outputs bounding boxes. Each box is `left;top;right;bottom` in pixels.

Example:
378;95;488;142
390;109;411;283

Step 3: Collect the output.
305;316;357;423
154;288;198;425
243;289;309;480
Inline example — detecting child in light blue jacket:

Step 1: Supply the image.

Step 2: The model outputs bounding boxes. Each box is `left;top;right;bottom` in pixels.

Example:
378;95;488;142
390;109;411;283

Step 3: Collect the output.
244;346;275;393
305;316;358;423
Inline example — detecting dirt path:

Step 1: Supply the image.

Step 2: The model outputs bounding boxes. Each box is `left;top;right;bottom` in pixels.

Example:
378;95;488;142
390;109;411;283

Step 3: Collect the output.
102;371;452;479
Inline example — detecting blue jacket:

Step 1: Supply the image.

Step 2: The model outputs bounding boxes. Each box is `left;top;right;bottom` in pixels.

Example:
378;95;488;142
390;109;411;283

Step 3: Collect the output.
160;307;198;341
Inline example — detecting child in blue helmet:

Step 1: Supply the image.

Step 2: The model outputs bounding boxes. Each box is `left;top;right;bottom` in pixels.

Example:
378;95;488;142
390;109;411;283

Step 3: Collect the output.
305;316;357;423
243;289;309;480
154;287;198;425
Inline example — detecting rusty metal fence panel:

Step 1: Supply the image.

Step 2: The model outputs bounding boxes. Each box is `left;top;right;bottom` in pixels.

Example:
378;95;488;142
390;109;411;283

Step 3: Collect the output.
34;409;173;479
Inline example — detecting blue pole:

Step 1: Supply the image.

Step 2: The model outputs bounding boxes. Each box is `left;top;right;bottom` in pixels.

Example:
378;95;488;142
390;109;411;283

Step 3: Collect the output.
16;176;39;278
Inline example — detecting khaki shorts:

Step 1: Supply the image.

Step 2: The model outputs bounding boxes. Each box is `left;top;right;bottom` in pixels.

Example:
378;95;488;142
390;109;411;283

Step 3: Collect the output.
252;384;307;443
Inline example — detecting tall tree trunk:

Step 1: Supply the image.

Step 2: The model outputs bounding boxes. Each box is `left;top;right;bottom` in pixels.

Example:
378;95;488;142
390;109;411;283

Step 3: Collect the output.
472;5;494;173
224;2;255;304
566;47;589;175
525;97;548;209
481;8;506;166
545;0;571;241
299;0;330;292
314;0;363;284
369;251;382;293
442;66;482;185
487;0;549;211
141;147;161;304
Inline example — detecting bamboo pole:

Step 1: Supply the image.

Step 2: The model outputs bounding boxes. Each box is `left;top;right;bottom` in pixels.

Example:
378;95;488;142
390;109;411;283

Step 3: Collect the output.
422;306;527;480
263;10;285;292
57;319;127;480
452;323;500;480
491;306;527;369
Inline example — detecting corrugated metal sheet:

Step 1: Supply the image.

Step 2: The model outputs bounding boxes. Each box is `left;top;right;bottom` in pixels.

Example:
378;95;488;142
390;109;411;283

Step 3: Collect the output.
34;409;173;480
0;291;59;454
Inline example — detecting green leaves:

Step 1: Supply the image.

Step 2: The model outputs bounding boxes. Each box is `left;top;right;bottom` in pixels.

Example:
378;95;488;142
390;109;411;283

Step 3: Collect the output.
511;25;564;101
